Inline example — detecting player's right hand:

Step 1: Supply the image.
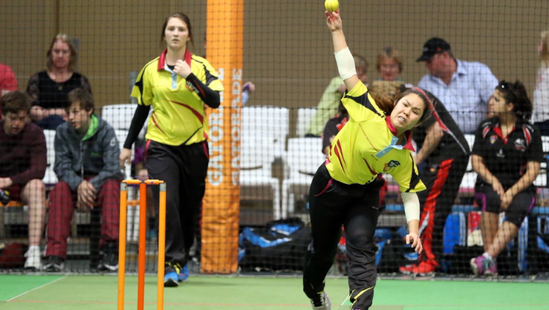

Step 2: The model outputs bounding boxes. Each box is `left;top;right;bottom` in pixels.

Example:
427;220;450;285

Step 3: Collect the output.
406;232;423;254
325;9;342;32
120;148;132;168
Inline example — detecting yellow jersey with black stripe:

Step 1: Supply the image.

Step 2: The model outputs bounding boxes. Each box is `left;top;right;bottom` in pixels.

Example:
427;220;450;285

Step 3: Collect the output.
326;81;426;193
131;49;224;146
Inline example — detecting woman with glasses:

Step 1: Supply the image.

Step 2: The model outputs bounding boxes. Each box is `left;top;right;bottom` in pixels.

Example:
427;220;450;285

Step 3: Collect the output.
470;80;543;276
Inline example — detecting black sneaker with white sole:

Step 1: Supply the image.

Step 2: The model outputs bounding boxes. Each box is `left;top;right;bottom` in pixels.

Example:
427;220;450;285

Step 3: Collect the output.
98;244;119;272
310;291;331;310
42;255;65;272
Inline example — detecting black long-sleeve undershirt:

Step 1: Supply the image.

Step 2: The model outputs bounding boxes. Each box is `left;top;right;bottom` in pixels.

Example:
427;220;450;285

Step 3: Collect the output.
185;73;220;108
123;104;150;149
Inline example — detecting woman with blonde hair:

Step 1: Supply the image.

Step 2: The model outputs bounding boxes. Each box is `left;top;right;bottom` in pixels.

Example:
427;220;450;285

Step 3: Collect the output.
26;33;92;129
375;46;403;82
532;30;549;135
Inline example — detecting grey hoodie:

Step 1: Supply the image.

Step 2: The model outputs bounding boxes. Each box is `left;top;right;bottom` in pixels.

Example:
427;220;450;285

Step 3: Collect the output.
54;114;124;191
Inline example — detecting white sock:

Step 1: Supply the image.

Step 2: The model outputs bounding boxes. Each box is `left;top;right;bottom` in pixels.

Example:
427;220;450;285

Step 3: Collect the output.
29;245;40;251
482;252;493;261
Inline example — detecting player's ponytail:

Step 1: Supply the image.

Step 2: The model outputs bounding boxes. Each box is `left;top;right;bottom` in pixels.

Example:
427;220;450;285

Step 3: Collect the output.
368;90;395;116
497;80;532;121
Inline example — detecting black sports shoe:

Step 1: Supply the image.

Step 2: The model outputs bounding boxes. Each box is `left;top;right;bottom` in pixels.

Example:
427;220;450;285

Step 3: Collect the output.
98;243;118;272
98;252;118;271
42;255;65;272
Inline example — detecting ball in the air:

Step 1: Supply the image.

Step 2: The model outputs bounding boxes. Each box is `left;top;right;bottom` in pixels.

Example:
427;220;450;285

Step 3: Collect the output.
325;0;339;12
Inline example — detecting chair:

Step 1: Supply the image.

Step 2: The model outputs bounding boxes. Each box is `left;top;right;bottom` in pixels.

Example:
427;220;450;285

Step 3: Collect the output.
296;108;317;137
241;106;289;159
101;103;137;130
281;137;326;218
240;135;281;220
43;129;58;186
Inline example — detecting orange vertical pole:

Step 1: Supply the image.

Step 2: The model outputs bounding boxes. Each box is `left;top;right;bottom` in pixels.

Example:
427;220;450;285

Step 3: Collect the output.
117;182;128;310
157;182;166;310
202;0;244;274
137;182;147;310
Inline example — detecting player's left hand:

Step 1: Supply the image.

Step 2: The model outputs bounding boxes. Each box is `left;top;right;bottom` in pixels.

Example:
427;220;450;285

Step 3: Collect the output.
173;59;192;78
406;232;423;254
500;190;514;210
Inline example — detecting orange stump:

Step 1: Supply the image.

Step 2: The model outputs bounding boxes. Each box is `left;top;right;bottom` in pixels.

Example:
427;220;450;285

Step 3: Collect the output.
118;179;166;310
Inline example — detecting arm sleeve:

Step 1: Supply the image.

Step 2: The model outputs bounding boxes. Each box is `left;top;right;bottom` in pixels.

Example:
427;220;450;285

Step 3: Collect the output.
90;127;123;190
26;73;41;106
123;104;150;149
401;192;420;222
53;130;82;191
10;129;47;184
185;73;220;108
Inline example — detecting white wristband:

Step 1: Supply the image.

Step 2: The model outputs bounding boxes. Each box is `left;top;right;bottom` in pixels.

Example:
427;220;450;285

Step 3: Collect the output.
334;47;357;80
401;192;420;222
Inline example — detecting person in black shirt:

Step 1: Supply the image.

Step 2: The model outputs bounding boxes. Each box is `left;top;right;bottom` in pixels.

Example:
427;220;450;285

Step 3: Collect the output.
26;33;92;130
470;80;543;276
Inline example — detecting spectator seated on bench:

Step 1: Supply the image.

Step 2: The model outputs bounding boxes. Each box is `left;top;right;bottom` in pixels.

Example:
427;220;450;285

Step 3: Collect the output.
0;91;47;271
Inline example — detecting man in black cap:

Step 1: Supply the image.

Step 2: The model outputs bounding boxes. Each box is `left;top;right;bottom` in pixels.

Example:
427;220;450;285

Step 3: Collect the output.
417;37;498;134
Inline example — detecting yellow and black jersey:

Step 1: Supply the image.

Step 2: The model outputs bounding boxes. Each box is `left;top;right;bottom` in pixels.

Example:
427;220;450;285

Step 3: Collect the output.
131;49;224;146
325;81;426;193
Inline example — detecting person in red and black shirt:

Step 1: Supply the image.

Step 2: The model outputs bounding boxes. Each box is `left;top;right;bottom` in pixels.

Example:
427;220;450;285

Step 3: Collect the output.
399;86;470;276
0;91;47;270
470;80;543;276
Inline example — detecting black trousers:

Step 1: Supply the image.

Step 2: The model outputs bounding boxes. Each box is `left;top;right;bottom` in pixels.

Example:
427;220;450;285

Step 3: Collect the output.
417;154;468;266
303;164;382;310
145;140;209;269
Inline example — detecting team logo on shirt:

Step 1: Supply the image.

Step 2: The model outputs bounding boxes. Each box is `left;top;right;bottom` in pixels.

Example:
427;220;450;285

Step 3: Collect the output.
514;138;526;152
490;135;498;144
383;160;400;172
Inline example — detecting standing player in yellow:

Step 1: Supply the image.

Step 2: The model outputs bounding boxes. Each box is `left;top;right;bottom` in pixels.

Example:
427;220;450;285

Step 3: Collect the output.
120;12;223;287
303;8;430;310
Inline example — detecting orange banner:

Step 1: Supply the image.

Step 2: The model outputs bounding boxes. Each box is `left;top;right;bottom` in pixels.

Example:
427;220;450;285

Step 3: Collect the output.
202;0;243;273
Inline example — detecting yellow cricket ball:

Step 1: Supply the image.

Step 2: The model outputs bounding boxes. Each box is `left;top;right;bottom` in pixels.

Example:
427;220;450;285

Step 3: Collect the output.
325;0;339;12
